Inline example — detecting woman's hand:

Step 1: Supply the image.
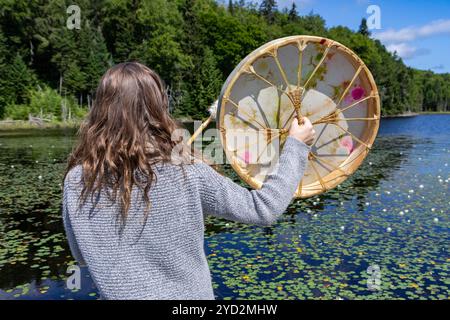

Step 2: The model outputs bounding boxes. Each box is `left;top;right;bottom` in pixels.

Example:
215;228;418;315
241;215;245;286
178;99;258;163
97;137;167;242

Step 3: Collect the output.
288;117;316;145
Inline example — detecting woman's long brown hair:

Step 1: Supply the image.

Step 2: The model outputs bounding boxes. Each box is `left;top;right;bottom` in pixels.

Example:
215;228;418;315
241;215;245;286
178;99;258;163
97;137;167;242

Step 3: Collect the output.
65;62;189;224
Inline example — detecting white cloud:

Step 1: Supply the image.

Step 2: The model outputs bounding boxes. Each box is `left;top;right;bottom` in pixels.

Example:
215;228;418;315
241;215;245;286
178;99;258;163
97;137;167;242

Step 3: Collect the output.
385;43;430;60
373;19;450;43
373;19;450;60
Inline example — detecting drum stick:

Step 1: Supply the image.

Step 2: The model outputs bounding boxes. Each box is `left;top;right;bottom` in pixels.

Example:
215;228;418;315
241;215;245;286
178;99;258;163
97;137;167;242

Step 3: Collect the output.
188;116;212;145
187;100;218;146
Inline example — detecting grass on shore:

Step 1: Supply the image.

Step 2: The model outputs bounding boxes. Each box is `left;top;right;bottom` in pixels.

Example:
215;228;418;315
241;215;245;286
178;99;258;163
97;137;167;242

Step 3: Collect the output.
0;111;449;131
0;120;82;132
419;111;450;114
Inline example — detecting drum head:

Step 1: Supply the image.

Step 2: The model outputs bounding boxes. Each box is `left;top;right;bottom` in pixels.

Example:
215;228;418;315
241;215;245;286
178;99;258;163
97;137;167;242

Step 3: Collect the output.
217;36;380;198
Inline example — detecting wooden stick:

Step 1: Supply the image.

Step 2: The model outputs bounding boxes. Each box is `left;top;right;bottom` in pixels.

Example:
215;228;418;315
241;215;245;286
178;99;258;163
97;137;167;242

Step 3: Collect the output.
187;115;212;146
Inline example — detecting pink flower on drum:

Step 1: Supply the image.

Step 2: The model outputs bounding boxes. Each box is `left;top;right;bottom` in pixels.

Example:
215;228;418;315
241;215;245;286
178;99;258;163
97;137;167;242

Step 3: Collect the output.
243;151;251;164
351;86;365;101
344;93;353;104
340;136;354;153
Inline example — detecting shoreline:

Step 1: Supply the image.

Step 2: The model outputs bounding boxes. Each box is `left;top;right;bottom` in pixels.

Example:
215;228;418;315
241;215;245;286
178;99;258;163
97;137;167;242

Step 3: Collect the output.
382;112;419;118
382;111;450;118
1;112;449;131
0;121;82;132
419;111;450;115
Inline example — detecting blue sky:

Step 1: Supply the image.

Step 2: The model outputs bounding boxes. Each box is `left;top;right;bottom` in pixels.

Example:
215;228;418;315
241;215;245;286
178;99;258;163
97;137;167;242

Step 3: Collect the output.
228;0;450;73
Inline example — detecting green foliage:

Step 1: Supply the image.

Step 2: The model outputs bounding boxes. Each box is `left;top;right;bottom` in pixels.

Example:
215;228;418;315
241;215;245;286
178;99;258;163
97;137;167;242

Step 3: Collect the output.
131;0;190;82
29;87;65;120
0;36;37;117
179;48;223;118
4;87;84;121
0;0;449;120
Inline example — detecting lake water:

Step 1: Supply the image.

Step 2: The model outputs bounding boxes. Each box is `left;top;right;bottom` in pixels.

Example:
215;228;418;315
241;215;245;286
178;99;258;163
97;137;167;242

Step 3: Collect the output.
0;114;448;300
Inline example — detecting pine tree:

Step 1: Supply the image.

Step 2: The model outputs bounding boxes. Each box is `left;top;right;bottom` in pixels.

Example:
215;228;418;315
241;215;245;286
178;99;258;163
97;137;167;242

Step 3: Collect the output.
101;0;141;62
86;28;111;92
358;18;370;36
288;2;298;21
130;0;190;88
1;0;450;118
182;48;222;117
0;27;36;117
228;0;234;14
0;28;9;117
78;20;112;98
177;0;222;116
259;0;277;24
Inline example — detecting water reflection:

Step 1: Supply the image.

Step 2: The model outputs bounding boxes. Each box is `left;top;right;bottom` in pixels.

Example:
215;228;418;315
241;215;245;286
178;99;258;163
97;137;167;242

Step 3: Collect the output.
0;115;448;299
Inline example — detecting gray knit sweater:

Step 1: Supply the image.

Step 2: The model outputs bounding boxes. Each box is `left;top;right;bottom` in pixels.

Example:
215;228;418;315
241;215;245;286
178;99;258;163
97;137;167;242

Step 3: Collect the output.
62;137;309;300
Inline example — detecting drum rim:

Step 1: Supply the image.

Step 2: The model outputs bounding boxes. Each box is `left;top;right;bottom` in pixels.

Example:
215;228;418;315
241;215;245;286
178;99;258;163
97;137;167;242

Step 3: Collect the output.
217;35;381;198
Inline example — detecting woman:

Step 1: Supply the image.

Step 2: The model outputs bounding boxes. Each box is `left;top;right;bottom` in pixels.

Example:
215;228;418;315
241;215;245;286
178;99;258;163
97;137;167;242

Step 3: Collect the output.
63;62;315;299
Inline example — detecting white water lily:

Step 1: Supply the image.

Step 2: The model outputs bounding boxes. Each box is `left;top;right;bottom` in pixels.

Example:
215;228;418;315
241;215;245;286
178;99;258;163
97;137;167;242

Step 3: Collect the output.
340;226;345;231
386;227;392;232
433;218;439;223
